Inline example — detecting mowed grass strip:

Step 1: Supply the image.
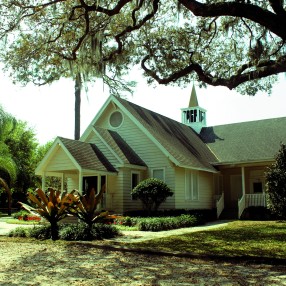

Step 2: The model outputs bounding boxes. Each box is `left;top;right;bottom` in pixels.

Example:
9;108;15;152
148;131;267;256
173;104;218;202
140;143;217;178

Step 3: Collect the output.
130;221;286;259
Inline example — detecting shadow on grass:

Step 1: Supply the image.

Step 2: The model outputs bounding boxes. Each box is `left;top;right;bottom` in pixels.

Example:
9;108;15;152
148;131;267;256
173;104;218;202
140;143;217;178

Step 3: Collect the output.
0;237;286;285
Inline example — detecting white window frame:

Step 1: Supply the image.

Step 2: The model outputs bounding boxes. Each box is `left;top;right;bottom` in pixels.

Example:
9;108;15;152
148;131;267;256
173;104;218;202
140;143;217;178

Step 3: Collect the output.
151;168;165;182
185;170;199;201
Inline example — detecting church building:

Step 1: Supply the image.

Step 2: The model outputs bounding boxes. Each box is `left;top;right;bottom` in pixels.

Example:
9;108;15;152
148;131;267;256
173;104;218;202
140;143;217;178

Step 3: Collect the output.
36;86;286;218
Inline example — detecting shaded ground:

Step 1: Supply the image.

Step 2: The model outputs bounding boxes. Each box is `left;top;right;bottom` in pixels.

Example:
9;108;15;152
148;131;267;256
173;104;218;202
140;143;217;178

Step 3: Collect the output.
0;239;286;286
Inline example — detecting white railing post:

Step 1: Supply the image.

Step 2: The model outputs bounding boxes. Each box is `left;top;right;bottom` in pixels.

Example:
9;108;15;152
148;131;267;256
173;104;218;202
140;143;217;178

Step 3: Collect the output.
216;193;224;219
238;194;246;219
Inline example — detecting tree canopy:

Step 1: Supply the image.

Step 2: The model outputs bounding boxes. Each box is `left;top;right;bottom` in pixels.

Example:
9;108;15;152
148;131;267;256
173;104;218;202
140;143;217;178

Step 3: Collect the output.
1;0;285;95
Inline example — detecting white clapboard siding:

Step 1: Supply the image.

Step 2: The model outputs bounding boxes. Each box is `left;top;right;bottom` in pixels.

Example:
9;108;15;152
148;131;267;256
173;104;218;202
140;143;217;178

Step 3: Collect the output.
46;147;77;172
175;167;214;209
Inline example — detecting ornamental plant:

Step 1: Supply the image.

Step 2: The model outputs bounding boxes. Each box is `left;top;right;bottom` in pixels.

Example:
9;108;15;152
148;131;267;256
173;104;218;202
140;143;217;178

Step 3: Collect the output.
19;188;77;240
131;178;173;215
68;186;106;230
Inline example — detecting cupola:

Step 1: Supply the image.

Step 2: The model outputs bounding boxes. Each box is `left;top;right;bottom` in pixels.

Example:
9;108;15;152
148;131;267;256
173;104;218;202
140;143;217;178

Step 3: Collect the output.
181;84;206;133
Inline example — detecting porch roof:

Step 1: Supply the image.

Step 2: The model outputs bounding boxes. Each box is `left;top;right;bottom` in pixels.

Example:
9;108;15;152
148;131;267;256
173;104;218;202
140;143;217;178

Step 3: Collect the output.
58;137;117;173
200;117;286;164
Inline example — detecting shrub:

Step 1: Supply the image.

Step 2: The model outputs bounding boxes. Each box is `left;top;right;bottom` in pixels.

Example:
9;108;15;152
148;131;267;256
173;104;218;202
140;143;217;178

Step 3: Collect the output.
28;225;51;239
12;210;30;219
8;227;29;237
131;178;173;215
59;222;120;241
92;223;120;239
137;215;198;231
265;143;286;219
59;223;93;241
114;216;137;227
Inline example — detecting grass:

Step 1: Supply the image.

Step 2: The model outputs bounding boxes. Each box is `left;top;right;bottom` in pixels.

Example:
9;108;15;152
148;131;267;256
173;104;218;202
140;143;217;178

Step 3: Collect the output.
128;220;286;260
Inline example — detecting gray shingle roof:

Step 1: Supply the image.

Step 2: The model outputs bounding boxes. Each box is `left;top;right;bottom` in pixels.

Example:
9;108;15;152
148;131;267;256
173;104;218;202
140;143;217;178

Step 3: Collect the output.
200;117;286;164
115;97;218;172
58;137;117;172
94;127;146;166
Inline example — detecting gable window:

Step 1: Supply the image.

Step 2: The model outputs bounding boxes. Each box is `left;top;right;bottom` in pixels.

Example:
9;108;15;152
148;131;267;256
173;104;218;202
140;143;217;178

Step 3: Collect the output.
109;111;123;128
185;170;199;200
152;168;165;182
131;171;140;200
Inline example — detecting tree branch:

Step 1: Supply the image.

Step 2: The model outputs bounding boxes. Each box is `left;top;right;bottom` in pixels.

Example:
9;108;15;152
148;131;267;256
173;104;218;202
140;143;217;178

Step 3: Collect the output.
179;0;286;40
141;54;286;90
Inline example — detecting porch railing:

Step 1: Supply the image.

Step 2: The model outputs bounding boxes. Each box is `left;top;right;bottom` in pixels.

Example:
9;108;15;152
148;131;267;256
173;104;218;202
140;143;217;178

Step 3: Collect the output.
238;193;266;218
215;193;224;219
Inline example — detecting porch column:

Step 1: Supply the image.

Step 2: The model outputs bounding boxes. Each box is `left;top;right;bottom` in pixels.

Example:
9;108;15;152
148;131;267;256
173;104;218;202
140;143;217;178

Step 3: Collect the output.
61;173;65;191
42;173;46;191
241;167;246;196
78;170;83;194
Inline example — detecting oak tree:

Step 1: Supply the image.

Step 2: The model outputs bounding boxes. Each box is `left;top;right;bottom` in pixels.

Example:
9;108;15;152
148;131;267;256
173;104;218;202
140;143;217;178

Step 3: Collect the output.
1;0;285;96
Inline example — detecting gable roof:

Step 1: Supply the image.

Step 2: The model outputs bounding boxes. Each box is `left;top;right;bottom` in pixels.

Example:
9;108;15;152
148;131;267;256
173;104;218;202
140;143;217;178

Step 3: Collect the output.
94;127;146;167
114;97;218;172
200;117;286;164
58;137;117;172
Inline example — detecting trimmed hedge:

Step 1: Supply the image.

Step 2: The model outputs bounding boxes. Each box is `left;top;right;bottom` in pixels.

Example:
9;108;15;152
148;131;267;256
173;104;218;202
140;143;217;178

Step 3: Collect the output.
8;222;120;241
137;214;199;232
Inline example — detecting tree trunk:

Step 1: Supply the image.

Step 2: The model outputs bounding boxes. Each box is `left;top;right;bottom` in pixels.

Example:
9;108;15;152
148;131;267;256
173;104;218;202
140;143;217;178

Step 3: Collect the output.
50;220;59;241
74;73;82;140
0;178;12;216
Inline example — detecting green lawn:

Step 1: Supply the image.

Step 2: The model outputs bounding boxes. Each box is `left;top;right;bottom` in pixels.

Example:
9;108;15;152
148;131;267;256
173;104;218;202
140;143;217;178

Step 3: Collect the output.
128;221;286;260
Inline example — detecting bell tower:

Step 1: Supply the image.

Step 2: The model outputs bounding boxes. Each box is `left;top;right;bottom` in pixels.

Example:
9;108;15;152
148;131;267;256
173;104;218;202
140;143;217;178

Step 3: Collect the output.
181;84;206;133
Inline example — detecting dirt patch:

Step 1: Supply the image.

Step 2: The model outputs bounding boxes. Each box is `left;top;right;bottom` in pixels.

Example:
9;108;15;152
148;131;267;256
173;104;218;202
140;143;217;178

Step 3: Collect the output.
0;238;286;286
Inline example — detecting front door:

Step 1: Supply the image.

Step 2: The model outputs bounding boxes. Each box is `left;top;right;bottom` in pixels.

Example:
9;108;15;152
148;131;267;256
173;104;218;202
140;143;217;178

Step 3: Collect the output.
82;176;98;196
230;175;242;208
82;176;107;209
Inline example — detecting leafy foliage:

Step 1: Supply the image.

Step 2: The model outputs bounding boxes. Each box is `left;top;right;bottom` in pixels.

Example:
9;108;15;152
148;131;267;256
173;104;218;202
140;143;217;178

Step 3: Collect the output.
19;188;77;240
137;215;198;232
68;187;106;227
131;178;173;214
9;222;119;241
265;143;286;219
1;1;286;95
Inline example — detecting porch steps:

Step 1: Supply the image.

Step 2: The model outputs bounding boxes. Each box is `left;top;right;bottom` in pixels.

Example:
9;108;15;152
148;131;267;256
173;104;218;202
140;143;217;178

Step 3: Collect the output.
219;208;238;220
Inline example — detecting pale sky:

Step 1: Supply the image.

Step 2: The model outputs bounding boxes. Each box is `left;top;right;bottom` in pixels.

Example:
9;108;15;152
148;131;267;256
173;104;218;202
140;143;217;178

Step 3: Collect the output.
1;70;286;145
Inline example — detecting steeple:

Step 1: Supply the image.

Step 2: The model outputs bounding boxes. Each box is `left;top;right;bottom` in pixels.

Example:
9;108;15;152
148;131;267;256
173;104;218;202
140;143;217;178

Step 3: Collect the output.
189;84;199;107
181;84;207;133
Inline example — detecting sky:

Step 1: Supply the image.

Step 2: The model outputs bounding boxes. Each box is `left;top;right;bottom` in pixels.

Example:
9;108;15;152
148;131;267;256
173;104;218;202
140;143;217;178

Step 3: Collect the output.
0;70;286;145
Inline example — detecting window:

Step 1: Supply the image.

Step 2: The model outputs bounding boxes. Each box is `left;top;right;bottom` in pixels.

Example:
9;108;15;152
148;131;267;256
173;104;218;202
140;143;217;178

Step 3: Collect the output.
152;168;165;181
131;172;140;200
109;111;123;128
185;170;199;200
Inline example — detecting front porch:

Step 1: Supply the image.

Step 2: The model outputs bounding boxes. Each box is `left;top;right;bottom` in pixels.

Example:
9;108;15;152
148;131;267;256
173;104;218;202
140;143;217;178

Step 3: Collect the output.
216;192;267;219
215;165;268;219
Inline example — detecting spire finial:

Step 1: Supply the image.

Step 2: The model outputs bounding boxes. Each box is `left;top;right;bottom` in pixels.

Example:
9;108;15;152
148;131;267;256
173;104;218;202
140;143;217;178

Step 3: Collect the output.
189;83;199;107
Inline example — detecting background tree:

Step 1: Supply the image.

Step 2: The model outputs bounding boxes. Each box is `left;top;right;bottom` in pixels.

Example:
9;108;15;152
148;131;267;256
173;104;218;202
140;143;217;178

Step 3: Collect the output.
0;106;17;215
265;143;286;219
1;1;285;96
0;1;136;140
0;105;39;213
131;178;173;215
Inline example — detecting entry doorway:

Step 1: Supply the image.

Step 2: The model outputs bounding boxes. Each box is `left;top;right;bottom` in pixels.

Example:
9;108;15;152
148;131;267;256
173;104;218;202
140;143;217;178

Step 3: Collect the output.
230;175;242;208
82;175;107;209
